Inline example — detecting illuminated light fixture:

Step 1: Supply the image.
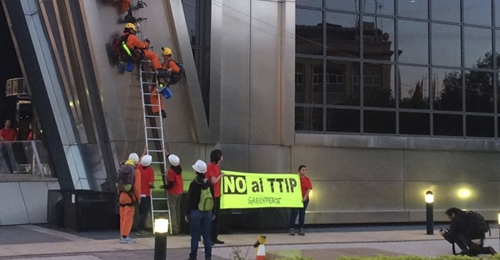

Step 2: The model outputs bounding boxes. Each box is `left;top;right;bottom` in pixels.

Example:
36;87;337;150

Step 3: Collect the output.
425;190;434;203
154;218;168;260
154;218;169;234
457;189;471;199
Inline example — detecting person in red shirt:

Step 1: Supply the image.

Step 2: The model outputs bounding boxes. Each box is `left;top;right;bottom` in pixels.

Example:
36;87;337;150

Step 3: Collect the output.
0;120;17;174
161;149;183;235
289;165;312;236
136;151;155;236
205;149;224;244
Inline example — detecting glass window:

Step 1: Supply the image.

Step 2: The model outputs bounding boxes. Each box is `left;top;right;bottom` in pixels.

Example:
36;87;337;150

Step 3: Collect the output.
295;107;323;131
326;0;358;12
399;0;428;20
363;63;395;108
432;68;463;112
325;12;360;58
463;0;491;26
326;108;360;132
363;16;395;62
431;0;460;23
183;0;196;45
364;110;396;134
464;27;492;69
400;112;430;135
296;58;323;104
398;20;428;64
465;70;494;113
399;65;429;109
297;9;323;55
434;113;463;136
496;2;500;27
496;30;500;64
296;0;322;8
432;24;461;67
326;60;360;106
363;0;394;16
466;115;494;137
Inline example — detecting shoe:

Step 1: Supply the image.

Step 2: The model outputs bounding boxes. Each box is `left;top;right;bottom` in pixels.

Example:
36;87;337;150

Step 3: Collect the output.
119;236;135;244
212;239;224;244
298;228;305;236
289;228;295;236
161;109;167;118
135;230;149;237
488;246;497;255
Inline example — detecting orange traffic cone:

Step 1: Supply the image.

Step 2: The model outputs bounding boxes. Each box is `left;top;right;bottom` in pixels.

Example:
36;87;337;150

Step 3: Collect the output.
253;235;266;260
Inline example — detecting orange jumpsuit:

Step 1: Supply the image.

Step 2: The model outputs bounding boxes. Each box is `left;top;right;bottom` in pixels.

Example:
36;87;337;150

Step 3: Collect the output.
119;160;141;237
149;59;180;108
123;33;161;70
122;0;131;12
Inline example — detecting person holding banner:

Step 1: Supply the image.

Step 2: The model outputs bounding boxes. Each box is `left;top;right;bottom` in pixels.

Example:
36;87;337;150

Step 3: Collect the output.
206;149;225;245
289;165;312;236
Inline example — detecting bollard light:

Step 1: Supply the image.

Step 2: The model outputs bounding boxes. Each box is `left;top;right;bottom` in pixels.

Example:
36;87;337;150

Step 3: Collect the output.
154;218;168;260
425;190;434;235
497;212;500;250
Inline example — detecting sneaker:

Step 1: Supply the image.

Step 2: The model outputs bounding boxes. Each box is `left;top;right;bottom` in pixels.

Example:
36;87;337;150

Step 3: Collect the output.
488;246;497;255
298;228;305;236
135;230;149;237
289;228;295;236
161;109;167;118
120;236;135;244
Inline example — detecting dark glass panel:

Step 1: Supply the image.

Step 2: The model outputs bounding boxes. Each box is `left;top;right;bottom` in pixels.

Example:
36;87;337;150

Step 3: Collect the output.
431;0;460;23
432;24;461;67
363;16;395;61
297;0;322;8
295;107;323;131
296;9;323;55
325;60;360;106
363;0;394;16
295;58;323;104
364;110;396;134
464;27;492;69
399;0;428;19
465;71;494;113
325;12;360;58
463;0;491;26
363;63;395;108
326;108;360;132
326;0;358;12
398;20;428;64
432;69;463;112
433;114;463;136
400;112;430;135
466;115;494;137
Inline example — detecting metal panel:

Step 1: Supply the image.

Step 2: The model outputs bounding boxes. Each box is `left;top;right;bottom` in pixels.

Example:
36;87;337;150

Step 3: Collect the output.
219;0;251;143
249;1;280;144
0;183;29;225
404;150;500;181
282;0;296;146
249;145;291;173
292;146;404;181
20;182;49;223
309;181;404;212
218;144;250;172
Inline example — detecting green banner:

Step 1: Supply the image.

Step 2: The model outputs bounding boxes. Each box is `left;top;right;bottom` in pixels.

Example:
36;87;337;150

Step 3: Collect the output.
220;171;303;209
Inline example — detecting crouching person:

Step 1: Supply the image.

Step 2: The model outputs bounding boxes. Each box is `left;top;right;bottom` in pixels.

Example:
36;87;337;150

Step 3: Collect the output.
440;207;496;256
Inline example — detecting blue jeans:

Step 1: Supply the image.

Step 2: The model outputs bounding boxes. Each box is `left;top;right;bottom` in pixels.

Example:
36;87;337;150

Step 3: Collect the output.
290;199;309;229
189;209;212;260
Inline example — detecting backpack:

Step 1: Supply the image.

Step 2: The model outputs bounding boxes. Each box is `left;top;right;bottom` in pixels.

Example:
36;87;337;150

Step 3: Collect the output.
111;34;142;61
467;211;490;237
116;164;135;192
165;61;185;85
198;187;213;211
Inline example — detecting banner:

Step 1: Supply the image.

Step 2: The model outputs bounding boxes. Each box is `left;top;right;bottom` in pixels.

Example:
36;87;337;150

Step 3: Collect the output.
220;171;303;209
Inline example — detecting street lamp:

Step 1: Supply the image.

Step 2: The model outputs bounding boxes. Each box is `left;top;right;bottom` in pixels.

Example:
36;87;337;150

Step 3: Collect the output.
425;190;434;235
154;218;169;260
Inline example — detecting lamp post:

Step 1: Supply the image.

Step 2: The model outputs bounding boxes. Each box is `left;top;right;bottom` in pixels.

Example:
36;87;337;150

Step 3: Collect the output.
425;190;434;235
154;218;169;260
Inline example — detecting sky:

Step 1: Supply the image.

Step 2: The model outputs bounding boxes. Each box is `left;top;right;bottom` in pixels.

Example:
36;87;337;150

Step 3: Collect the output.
0;4;22;125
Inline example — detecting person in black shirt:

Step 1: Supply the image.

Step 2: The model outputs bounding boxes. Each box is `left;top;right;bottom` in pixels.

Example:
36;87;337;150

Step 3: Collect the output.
440;207;496;256
185;160;215;260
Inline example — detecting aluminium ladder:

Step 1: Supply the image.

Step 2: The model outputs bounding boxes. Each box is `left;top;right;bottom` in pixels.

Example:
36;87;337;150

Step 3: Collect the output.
139;60;172;234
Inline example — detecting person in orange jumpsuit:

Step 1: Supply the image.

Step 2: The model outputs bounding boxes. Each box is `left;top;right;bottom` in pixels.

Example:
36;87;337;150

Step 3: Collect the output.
118;0;146;22
155;47;181;99
149;87;166;118
118;152;141;244
122;23;161;72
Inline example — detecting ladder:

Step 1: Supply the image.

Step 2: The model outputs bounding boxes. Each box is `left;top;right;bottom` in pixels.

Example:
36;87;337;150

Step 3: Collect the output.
139;61;172;234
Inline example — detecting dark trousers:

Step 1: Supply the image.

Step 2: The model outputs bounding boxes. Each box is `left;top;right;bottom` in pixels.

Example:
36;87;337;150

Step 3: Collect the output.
138;196;151;231
290;199;309;229
1;145;13;173
443;231;490;256
189;209;212;260
211;197;221;240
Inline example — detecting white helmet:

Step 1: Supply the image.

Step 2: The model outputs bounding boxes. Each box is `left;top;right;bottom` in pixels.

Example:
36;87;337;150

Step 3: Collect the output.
128;153;139;164
141;155;152;167
192;159;207;174
168;154;180;166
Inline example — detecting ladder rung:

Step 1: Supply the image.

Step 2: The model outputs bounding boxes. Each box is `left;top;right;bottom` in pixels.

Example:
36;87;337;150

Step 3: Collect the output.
145;115;160;118
150;162;164;164
144;104;160;107
147;138;163;141
142;71;156;74
145;126;162;129
148;149;164;152
143;93;157;96
142;82;157;85
152;198;168;201
152;210;170;213
141;60;151;63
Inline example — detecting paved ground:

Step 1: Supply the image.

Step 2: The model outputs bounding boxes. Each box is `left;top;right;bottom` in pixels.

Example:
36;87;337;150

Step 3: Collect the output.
0;224;498;260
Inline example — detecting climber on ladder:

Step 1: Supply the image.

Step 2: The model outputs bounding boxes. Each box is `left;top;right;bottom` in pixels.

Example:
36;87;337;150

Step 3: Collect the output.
155;47;184;99
117;0;147;23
